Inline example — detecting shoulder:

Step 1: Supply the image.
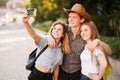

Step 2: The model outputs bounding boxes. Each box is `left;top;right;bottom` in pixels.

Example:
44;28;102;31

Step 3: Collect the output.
94;46;105;56
35;35;48;47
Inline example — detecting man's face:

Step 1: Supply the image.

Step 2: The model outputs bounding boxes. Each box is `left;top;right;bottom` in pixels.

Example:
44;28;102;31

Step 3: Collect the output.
68;12;81;28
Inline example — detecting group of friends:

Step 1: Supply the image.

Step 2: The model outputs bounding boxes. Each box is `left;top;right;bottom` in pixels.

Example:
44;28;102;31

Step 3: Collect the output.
23;3;112;80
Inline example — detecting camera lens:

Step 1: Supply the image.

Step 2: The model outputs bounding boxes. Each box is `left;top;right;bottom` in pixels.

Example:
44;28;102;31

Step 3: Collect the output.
27;9;34;15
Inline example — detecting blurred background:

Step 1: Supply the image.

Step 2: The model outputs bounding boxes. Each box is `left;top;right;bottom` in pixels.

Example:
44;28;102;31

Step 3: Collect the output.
0;0;120;80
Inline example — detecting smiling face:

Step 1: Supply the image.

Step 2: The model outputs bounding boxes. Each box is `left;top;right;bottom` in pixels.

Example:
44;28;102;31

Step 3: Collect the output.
68;12;84;28
51;24;64;39
80;24;91;42
80;21;100;43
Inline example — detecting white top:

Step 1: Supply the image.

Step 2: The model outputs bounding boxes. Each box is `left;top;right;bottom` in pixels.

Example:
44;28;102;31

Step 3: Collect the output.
80;45;104;76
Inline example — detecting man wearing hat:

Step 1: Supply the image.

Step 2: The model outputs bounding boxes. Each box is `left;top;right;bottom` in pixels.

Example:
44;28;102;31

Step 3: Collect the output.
48;3;112;80
58;3;91;80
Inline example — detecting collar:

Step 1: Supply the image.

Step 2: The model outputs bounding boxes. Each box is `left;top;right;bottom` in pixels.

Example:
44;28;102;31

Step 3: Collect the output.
67;25;81;36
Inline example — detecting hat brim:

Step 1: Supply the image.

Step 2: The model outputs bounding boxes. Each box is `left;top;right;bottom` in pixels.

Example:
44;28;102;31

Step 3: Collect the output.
63;8;91;21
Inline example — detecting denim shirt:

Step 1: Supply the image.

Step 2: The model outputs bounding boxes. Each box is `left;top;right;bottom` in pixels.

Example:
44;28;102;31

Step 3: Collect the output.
35;35;63;72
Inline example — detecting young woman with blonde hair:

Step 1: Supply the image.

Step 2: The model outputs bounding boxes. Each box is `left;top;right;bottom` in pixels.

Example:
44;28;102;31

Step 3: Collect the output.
80;21;112;80
23;14;70;80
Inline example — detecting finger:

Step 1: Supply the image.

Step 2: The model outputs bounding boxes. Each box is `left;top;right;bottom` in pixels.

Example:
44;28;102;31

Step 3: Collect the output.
48;41;56;48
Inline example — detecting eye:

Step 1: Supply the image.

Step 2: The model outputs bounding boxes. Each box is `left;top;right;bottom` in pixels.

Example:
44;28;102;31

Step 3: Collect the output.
52;27;56;30
84;29;88;31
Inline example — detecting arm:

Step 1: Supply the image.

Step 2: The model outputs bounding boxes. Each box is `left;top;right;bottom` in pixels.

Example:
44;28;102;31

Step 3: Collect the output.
88;51;107;80
96;53;107;80
47;35;57;47
99;41;112;55
53;64;59;80
22;14;41;43
89;39;112;55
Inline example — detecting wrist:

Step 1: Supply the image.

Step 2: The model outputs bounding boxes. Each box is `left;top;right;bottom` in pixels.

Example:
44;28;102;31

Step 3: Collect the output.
24;22;29;24
24;22;29;25
98;76;102;80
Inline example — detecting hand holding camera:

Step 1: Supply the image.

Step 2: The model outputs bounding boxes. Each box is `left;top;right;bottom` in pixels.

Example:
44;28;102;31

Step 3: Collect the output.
22;8;37;24
27;8;37;17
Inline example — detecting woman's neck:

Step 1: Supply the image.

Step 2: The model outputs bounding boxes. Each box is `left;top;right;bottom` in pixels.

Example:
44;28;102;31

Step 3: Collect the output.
55;38;61;45
86;40;92;45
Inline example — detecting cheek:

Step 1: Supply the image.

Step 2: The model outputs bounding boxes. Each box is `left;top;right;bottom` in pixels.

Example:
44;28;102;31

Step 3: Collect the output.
60;31;64;37
58;30;63;36
80;32;85;39
80;32;84;36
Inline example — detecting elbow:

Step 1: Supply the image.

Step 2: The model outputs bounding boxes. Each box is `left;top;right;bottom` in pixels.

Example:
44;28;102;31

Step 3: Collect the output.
32;34;41;43
101;60;108;69
102;62;108;69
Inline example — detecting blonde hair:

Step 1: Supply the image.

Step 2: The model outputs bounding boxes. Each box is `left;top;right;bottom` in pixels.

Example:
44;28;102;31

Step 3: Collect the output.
49;21;70;54
81;21;112;78
81;21;107;61
82;21;100;40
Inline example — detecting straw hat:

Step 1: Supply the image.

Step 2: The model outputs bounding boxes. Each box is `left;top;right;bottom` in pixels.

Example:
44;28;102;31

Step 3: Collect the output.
63;3;91;21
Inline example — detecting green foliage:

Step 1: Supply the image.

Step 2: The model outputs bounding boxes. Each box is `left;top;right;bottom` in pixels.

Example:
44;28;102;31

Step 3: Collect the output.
33;20;53;32
32;18;67;32
0;0;8;7
84;0;120;37
32;20;120;60
29;0;120;37
101;36;120;60
109;12;120;37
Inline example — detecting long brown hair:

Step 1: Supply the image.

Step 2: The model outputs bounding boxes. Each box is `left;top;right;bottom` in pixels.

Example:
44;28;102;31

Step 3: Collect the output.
49;21;70;54
82;21;100;40
81;21;105;62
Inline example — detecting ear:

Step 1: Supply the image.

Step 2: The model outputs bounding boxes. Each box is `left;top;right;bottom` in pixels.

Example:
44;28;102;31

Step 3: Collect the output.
80;18;85;23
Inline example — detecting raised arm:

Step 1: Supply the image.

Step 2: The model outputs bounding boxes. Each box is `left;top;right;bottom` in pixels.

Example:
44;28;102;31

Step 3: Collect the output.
22;14;41;43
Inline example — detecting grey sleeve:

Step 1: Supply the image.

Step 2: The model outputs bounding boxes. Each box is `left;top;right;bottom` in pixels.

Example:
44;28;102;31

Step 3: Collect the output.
35;35;47;49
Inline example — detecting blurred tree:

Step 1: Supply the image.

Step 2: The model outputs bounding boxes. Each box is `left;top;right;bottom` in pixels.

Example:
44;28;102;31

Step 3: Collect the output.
29;0;120;37
21;0;30;8
30;0;59;22
0;0;8;7
91;0;120;37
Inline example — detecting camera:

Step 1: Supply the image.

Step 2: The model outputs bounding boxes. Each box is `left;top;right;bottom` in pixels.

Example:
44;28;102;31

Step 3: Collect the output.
27;8;37;17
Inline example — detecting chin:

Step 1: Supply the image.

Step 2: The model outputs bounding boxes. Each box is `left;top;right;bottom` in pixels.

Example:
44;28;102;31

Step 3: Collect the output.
83;38;87;41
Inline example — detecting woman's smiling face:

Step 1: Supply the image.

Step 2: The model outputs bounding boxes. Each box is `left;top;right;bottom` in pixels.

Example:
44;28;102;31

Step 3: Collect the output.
80;24;91;41
51;24;64;39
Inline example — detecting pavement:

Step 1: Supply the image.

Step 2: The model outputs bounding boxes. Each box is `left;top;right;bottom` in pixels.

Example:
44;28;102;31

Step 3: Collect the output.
0;16;120;80
0;22;45;80
108;58;120;80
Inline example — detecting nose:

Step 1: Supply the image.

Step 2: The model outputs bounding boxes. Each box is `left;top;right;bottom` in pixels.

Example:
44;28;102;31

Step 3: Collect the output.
53;29;58;33
55;29;58;32
69;17;73;21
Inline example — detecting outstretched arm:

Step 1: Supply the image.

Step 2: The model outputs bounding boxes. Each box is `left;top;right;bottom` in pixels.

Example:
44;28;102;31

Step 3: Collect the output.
22;14;41;43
